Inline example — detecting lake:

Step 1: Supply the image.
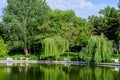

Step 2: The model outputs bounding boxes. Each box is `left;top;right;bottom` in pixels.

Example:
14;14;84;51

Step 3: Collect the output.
0;63;120;80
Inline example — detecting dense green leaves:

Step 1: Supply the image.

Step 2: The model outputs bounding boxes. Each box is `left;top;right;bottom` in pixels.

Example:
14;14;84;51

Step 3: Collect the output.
41;36;69;58
88;6;120;53
2;0;50;55
37;9;92;48
0;1;119;62
99;6;120;40
88;15;105;35
0;37;8;56
81;34;113;63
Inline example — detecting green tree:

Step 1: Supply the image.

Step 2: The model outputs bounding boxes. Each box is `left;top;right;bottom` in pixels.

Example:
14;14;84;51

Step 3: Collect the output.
81;34;113;63
41;36;69;59
0;36;8;56
2;0;50;56
37;9;92;52
88;15;105;35
99;6;120;53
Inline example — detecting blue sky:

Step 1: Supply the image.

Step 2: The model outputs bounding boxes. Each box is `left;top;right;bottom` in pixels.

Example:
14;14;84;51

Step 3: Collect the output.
0;0;119;19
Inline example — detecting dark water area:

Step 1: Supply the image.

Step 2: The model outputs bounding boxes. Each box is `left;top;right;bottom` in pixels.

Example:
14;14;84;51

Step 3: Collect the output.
0;63;120;80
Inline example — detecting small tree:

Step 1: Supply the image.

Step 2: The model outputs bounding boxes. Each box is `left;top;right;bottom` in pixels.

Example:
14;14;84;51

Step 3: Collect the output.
81;34;113;63
0;37;8;56
41;36;69;59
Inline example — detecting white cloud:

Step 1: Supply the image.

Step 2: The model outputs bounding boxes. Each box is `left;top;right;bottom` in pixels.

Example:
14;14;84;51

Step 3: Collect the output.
46;0;95;18
0;0;7;5
0;0;7;18
46;0;94;10
46;0;118;19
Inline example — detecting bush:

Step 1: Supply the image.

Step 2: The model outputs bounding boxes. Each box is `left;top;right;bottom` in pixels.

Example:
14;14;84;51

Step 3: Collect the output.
29;55;39;60
0;37;8;56
10;54;24;60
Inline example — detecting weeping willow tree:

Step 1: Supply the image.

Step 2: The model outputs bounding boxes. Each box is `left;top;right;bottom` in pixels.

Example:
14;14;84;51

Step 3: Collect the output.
81;34;113;63
41;36;69;58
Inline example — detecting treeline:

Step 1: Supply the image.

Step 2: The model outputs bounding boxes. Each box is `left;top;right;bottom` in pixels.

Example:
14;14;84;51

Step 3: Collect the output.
0;0;119;62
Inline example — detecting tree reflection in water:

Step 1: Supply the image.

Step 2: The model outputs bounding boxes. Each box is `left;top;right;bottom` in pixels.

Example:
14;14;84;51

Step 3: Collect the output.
0;64;119;80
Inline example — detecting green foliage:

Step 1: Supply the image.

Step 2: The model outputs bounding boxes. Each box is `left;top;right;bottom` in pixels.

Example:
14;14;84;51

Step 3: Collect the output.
76;25;92;46
37;9;92;48
88;15;105;35
1;2;119;62
29;54;39;60
41;36;69;58
10;54;24;59
99;6;120;40
81;34;113;63
112;54;120;60
2;0;50;55
0;37;8;56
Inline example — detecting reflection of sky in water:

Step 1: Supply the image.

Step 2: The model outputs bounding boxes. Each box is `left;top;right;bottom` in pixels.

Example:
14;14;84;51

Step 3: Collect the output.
114;67;120;72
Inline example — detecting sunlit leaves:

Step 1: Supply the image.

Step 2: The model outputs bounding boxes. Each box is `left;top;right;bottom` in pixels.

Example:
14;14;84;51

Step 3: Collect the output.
0;37;8;56
41;36;69;58
81;34;113;63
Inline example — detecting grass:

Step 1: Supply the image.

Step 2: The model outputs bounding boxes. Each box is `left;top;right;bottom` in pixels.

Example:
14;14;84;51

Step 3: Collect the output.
0;54;40;60
54;52;80;61
1;52;120;62
112;54;120;59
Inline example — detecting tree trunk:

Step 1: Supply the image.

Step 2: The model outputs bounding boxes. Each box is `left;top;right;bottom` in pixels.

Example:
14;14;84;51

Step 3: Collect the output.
24;46;28;57
116;41;120;54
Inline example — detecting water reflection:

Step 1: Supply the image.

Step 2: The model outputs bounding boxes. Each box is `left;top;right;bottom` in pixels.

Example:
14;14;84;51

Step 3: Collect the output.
114;67;120;71
0;64;120;80
6;62;13;66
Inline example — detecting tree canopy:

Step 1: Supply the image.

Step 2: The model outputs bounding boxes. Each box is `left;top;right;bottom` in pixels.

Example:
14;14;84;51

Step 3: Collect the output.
0;2;119;62
2;0;51;56
81;34;113;63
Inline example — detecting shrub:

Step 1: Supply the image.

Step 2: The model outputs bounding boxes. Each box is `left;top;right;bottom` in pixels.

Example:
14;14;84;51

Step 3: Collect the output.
0;37;8;56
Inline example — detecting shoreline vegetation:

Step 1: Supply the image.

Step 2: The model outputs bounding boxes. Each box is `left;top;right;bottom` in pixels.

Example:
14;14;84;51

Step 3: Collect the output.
1;0;120;64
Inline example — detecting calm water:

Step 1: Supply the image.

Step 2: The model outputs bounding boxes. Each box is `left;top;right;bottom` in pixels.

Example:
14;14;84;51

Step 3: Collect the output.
0;63;120;80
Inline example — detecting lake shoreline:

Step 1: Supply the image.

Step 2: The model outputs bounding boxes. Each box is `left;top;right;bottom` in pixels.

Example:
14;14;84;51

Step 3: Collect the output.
0;60;120;67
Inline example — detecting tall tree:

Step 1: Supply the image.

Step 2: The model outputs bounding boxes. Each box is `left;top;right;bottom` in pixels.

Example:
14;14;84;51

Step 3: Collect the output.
2;0;50;56
37;9;92;51
99;6;120;52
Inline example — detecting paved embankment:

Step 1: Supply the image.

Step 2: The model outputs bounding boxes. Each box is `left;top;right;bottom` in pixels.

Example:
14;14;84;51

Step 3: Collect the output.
0;60;120;67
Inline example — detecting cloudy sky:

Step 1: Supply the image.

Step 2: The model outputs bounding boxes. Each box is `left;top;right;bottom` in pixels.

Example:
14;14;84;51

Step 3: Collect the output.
0;0;118;19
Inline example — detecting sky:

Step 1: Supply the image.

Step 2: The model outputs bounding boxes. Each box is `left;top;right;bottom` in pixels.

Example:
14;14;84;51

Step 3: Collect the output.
0;0;119;19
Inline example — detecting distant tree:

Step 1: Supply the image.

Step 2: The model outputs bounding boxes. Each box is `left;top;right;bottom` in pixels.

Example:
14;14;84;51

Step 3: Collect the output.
2;0;50;56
